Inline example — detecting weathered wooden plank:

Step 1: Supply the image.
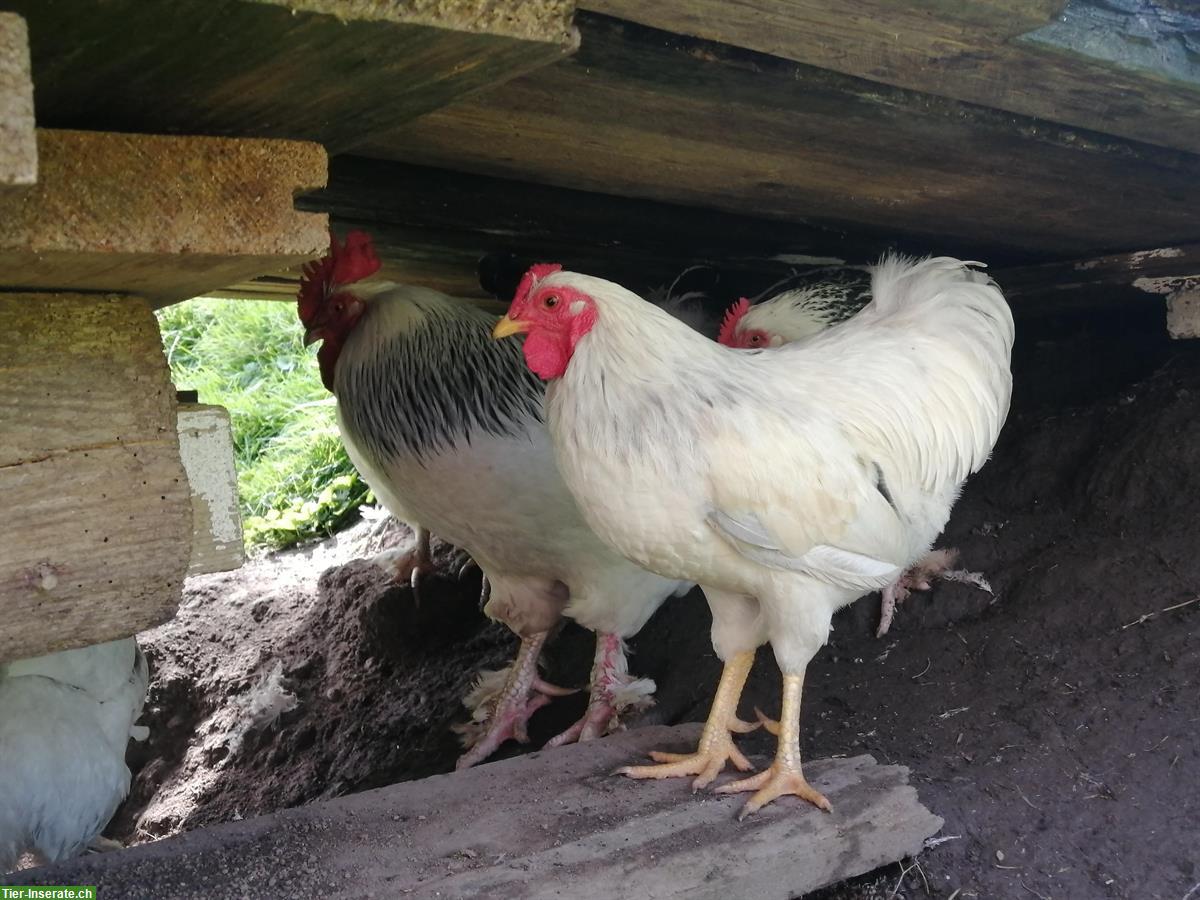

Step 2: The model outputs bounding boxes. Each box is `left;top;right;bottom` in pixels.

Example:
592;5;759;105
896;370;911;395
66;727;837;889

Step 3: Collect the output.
0;12;35;189
177;404;244;577
370;14;1200;259
0;294;191;665
581;0;1200;155
0;129;328;306
289;157;1002;300
11;0;577;154
995;243;1200;306
13;725;943;898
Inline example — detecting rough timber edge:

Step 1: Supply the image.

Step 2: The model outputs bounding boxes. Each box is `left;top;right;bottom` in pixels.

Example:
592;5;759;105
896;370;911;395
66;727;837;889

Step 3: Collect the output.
256;0;579;46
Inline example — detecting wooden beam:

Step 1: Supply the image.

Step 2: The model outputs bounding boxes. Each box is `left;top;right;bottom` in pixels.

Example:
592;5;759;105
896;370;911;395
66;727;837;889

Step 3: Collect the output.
581;0;1200;155
0;13;35;190
0;129;328;306
995;243;1200;302
11;0;577;154
0;294;191;665
290;157;1004;300
368;14;1200;259
238;169;1200;323
14;725;944;898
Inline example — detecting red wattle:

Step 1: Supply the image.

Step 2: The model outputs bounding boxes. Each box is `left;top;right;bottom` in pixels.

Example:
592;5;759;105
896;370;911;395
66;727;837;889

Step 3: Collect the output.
522;330;571;380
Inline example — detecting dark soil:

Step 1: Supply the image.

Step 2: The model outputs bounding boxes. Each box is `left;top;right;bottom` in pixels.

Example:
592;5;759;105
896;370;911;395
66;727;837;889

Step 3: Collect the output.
108;520;518;841
116;302;1200;900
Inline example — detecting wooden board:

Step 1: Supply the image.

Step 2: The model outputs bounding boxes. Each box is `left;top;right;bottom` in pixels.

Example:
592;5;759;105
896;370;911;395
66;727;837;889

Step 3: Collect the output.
367;14;1200;260
12;725;944;898
289;156;998;300
0;294;191;665
0;12;35;189
581;0;1200;155
11;0;577;154
0;129;328;306
177;404;245;577
994;242;1200;313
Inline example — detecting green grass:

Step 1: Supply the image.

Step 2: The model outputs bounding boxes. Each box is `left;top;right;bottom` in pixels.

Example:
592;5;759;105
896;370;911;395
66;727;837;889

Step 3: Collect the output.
158;298;370;551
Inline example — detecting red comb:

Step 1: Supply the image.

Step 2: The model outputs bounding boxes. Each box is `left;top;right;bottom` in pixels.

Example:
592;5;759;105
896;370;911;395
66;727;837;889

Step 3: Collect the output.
512;263;563;307
297;230;382;325
717;297;751;346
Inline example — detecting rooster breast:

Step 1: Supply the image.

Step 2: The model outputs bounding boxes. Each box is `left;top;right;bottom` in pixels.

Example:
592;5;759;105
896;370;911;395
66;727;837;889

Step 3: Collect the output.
333;285;686;637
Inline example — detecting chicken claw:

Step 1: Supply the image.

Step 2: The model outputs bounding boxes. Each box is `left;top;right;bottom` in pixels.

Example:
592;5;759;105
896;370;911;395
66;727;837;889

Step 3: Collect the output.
878;548;993;637
719;672;831;818
715;763;832;820
372;528;483;607
371;526;436;604
619;722;758;791
547;632;654;748
455;631;577;769
451;549;480;581
616;649;757;791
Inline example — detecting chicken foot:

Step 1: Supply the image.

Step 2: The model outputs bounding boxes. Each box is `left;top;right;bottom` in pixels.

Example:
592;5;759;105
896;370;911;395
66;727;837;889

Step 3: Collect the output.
616;649;758;791
371;526;435;600
455;631;577;769
546;632;654;748
878;548;993;637
715;671;831;818
372;526;480;605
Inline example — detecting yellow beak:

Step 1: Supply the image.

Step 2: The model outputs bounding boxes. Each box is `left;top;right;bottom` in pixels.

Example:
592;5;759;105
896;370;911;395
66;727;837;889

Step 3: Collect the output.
492;315;530;340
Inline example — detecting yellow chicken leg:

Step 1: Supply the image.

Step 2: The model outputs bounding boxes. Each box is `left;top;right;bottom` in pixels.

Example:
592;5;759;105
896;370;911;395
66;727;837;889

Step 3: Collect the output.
616;649;758;791
716;671;831;818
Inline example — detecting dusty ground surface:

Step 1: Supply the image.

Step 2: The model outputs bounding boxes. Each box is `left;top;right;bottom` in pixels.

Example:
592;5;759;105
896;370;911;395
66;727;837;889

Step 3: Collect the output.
108;518;518;840
112;304;1199;899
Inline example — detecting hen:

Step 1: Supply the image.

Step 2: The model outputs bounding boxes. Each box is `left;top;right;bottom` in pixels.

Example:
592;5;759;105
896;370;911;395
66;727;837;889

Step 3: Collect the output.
298;232;690;768
494;256;1013;815
719;275;995;636
0;638;148;871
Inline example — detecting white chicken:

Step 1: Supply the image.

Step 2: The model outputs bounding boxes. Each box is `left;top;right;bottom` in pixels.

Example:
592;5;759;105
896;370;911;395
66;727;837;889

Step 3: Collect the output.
493;256;1013;816
0;638;148;871
719;276;996;636
298;233;690;768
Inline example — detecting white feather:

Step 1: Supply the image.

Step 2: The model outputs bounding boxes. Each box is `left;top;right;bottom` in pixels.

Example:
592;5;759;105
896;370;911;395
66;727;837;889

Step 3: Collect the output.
540;255;1013;672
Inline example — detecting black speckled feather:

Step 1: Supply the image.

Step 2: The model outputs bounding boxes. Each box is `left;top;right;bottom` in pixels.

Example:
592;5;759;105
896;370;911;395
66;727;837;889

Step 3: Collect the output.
751;267;874;326
337;299;544;463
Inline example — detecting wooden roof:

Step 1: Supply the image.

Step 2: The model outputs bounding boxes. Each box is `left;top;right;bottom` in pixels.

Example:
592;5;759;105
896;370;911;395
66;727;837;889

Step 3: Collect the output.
5;0;1200;308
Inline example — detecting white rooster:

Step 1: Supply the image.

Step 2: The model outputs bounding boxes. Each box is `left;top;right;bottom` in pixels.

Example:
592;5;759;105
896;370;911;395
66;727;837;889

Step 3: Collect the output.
298;233;690;768
0;638;148;871
718;276;996;636
493;256;1013;816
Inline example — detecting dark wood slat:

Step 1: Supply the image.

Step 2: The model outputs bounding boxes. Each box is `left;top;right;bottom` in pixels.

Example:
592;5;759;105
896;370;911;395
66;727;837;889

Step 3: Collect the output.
581;0;1200;155
992;243;1200;314
997;243;1200;297
365;14;1200;259
9;0;576;154
295;157;1018;299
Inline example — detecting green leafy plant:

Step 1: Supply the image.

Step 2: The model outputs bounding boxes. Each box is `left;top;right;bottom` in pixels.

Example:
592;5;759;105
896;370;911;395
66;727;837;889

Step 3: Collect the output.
158;298;371;551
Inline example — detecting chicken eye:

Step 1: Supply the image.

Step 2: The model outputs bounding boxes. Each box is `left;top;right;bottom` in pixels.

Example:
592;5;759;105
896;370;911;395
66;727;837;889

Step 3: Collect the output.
749;334;762;345
543;294;560;309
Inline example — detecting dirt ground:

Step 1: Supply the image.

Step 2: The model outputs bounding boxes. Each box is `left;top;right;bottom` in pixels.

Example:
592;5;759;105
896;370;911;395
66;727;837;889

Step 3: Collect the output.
113;302;1199;899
